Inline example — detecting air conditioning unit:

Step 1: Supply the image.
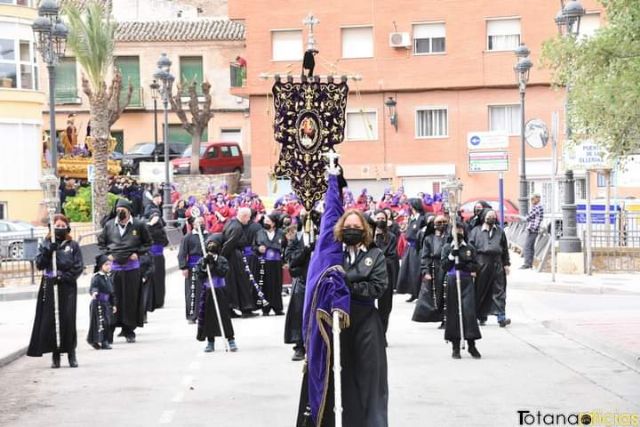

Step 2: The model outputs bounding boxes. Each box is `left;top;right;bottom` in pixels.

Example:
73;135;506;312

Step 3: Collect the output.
389;32;411;48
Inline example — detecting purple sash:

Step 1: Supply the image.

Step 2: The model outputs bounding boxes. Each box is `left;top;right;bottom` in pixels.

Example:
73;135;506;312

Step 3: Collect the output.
96;293;111;302
243;246;254;257
149;244;164;256
447;268;473;279
112;259;141;272
406;239;417;248
264;248;281;262
187;255;202;269
205;276;225;289
44;270;56;278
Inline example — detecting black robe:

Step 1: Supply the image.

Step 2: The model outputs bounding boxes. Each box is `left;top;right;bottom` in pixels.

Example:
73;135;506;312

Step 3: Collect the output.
468;225;510;319
374;230;398;334
396;214;425;297
284;235;312;346
87;272;116;345
147;220;169;310
413;232;447;323
28;239;84;356
308;246;389;427
441;242;482;342
254;227;285;314
178;232;205;321
98;218;151;332
196;253;234;341
243;221;262;283
222;219;257;312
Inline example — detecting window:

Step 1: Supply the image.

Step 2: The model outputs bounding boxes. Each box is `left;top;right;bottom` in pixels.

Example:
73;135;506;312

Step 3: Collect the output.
487;19;521;51
489;105;521;135
55;57;78;103
206;148;218;159
0;202;6;220
220;128;242;144
342;27;374;59
111;130;124;153
115;56;141;107
168;124;208;145
597;171;616;188
179;56;203;93
0;122;41;190
221;146;231;157
579;13;600;39
0;26;38;90
416;108;448;138
346;110;378;141
0;0;34;5
271;30;303;61
413;23;446;55
230;146;240;157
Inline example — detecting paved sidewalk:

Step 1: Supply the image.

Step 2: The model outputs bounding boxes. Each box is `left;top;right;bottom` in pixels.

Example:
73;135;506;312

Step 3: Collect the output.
0;249;179;367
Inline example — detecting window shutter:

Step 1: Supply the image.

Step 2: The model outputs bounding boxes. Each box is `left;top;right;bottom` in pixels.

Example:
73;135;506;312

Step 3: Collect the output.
272;30;303;61
55;58;77;102
487;19;521;36
179;56;204;93
115;56;141;106
413;23;446;39
342;27;374;58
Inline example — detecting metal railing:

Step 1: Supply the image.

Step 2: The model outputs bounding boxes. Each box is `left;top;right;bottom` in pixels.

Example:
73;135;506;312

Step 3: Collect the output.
230;63;246;88
123;87;144;108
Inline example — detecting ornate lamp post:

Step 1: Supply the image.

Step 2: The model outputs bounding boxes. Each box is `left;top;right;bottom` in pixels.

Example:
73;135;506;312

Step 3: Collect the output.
153;54;175;222
514;43;533;216
40;170;61;348
33;0;68;211
149;79;160;162
555;0;585;254
384;96;398;132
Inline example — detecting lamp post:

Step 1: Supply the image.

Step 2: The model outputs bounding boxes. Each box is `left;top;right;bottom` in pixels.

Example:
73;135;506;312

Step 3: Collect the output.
153;53;175;222
32;0;68;212
150;79;160;162
514;43;533;216
384;96;398;132
555;0;585;254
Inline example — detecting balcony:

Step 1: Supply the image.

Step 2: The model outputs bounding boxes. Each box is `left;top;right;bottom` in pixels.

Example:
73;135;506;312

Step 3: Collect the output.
55;86;80;104
123;86;144;109
230;62;248;98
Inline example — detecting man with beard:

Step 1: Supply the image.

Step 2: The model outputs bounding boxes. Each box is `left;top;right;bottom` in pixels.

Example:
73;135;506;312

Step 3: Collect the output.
469;209;511;327
396;198;426;302
98;199;151;343
412;214;448;328
222;207;258;318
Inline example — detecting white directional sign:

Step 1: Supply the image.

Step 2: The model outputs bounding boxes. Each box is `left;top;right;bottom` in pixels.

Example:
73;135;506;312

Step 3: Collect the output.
87;164;95;183
468;151;509;173
467;131;509;150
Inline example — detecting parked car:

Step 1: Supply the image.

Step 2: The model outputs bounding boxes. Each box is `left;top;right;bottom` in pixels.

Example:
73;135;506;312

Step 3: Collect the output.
171;142;244;175
0;221;48;260
459;198;520;225
121;142;186;175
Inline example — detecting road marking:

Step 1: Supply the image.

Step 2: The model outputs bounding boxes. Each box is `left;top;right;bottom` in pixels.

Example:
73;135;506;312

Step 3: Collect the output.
159;409;175;424
171;391;184;403
181;375;193;386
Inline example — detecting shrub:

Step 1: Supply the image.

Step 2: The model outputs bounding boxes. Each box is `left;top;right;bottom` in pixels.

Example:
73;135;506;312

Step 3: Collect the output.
64;186;121;222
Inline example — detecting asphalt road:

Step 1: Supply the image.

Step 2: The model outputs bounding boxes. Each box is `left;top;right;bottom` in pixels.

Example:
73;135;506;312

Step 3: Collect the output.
0;267;638;427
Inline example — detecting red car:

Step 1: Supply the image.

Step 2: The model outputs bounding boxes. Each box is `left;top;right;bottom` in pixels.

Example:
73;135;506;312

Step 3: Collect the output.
172;142;244;175
459;198;520;224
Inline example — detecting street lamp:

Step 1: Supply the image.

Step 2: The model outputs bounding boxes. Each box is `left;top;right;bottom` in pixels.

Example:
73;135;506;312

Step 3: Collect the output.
33;0;68;211
150;79;160;162
514;43;533;216
555;0;585;254
153;53;175;222
384;96;398;132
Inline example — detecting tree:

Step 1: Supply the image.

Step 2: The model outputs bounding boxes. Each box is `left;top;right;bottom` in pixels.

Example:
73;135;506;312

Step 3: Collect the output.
64;0;132;226
169;81;213;174
541;0;640;158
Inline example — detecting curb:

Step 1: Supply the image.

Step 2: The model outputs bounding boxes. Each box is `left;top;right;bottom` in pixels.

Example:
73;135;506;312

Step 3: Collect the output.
0;347;27;369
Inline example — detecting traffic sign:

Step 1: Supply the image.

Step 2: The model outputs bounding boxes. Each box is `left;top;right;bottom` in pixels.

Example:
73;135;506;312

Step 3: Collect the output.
468;151;509;173
87;164;95;183
466;131;509;150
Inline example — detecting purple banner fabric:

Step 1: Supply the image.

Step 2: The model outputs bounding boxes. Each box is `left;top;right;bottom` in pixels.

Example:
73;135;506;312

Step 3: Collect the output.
111;258;140;272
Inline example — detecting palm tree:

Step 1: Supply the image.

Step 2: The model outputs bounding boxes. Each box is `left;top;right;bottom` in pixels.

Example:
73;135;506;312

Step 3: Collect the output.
64;0;131;226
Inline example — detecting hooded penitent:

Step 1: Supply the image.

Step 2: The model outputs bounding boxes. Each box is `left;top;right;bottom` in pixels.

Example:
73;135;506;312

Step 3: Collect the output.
302;173;351;426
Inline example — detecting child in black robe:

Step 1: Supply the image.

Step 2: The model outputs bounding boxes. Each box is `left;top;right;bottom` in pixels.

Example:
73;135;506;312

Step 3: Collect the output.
87;255;117;350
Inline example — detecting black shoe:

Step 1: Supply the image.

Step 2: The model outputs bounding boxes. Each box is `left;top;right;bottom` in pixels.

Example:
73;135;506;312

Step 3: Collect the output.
452;349;461;359
478;319;487;326
468;346;482;359
406;296;417;303
519;265;531;270
90;343;101;350
438;321;445;330
101;341;112;350
68;351;78;368
242;312;258;318
262;310;270;317
498;318;512;328
187;319;196;324
126;334;136;343
230;310;241;318
275;311;285;316
51;352;60;369
292;348;305;361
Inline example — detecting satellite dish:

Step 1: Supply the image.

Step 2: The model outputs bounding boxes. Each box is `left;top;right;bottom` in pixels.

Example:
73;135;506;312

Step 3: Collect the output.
525;119;549;149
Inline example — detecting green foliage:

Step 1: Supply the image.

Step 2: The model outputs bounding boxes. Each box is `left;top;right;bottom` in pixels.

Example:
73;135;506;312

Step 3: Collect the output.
63;0;116;91
63;186;121;222
541;0;640;157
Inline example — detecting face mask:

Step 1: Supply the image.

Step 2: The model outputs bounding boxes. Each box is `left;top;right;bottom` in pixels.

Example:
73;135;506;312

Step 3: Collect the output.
342;228;364;246
376;220;387;230
54;228;67;240
457;234;465;243
118;210;127;221
263;223;272;230
485;218;497;226
283;220;291;227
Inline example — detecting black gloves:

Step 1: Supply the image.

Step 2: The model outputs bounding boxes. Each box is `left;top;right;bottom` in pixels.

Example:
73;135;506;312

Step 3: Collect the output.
451;248;459;257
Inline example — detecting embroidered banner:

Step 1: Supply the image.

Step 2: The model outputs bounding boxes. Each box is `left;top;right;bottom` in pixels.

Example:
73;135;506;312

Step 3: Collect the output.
272;78;349;210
